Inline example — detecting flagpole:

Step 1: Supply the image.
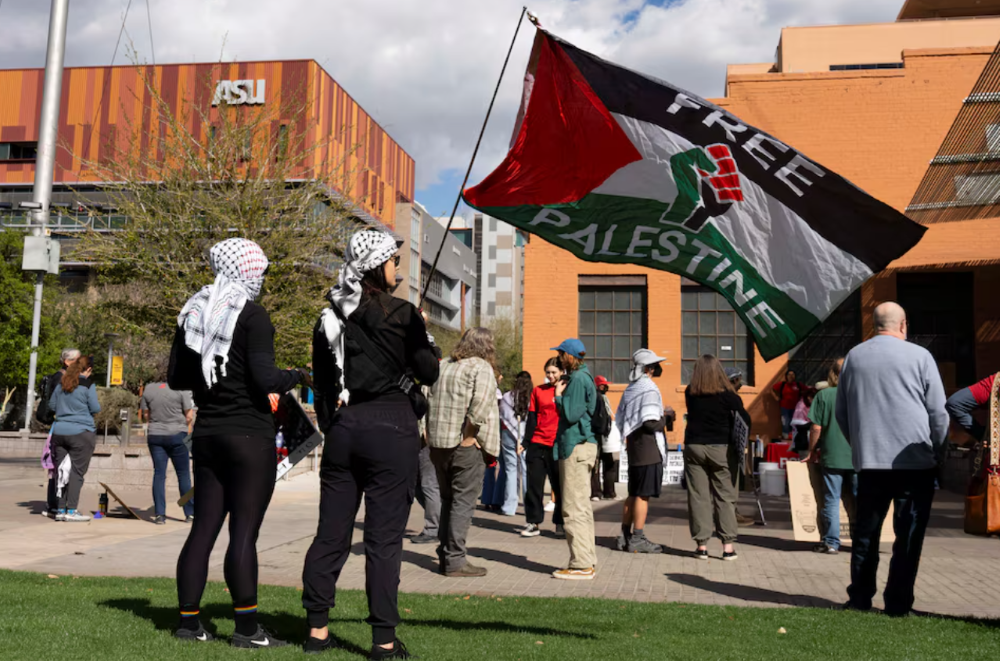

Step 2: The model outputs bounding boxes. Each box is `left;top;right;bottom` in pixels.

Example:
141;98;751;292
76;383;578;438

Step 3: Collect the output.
419;6;529;308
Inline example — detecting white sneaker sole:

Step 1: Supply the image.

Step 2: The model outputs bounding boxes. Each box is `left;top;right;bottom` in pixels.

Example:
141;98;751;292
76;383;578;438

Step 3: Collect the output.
552;571;595;581
520;530;540;537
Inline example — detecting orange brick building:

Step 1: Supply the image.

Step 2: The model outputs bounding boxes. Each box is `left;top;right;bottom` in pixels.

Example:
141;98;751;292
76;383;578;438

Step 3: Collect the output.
0;60;413;228
521;0;1000;441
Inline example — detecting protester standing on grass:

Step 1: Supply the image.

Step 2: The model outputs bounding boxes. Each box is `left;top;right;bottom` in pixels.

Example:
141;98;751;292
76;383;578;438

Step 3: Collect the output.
497;371;533;516
615;349;668;554
684;354;749;561
836;302;948;617
550;338;598;580
302;230;438;659
805;358;854;555
37;347;80;518
140;364;195;525
426;327;500;579
590;375;619;501
521;357;565;538
772;369;803;438
49;355;100;523
169;238;309;649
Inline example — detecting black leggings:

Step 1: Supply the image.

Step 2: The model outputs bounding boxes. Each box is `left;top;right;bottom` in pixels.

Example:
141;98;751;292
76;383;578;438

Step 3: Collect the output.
524;441;563;525
302;400;419;646
177;434;276;613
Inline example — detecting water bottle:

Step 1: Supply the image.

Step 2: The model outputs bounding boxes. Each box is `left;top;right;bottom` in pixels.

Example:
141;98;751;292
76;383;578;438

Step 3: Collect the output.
275;431;284;450
99;493;109;516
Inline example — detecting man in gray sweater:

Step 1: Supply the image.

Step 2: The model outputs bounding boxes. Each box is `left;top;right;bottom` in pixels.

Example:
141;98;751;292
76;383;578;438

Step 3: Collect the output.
835;302;949;616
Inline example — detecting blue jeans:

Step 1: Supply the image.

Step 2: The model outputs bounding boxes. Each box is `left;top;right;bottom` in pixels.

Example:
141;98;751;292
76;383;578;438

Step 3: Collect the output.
780;407;795;437
495;430;526;516
821;467;857;549
148;432;193;518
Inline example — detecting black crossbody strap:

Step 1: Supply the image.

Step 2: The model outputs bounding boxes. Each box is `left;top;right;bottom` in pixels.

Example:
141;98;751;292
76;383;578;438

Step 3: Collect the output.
331;304;414;394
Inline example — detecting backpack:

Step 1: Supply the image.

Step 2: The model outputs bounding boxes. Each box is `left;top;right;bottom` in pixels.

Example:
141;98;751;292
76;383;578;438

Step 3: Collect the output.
591;393;612;438
34;372;59;426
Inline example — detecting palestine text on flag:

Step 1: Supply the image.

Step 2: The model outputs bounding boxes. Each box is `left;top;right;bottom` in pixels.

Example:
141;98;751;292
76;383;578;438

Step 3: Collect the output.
463;29;927;361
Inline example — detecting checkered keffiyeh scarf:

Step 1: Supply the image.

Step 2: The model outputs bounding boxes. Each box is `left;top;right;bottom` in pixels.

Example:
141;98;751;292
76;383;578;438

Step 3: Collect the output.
616;374;664;440
319;230;397;403
178;238;269;389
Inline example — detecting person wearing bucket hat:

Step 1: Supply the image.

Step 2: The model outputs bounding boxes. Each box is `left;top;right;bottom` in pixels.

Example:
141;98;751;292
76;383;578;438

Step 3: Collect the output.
615;349;668;553
302;229;440;659
169;238;309;648
549;339;599;580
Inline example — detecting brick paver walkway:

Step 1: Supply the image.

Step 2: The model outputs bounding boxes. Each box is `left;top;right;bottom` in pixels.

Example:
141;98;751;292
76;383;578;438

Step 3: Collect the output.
1;461;997;617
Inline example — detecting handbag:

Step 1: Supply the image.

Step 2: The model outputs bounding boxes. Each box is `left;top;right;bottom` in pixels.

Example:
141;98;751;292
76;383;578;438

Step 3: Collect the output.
964;373;1000;536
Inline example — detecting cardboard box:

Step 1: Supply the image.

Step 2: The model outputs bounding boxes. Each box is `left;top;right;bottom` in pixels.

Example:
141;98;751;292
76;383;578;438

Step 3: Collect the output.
786;461;893;543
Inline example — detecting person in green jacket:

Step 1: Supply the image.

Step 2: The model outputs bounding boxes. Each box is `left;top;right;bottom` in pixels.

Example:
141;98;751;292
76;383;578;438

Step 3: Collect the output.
550;338;598;581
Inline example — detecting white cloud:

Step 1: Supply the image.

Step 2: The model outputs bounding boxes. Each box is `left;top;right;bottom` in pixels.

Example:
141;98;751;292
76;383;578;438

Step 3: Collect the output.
0;0;902;191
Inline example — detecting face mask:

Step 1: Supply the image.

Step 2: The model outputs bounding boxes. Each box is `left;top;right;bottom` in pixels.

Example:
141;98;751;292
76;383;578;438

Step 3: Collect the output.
650;363;663;378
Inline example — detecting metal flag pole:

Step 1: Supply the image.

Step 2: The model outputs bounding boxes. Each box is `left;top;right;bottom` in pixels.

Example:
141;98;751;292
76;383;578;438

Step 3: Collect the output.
23;0;70;430
419;6;530;307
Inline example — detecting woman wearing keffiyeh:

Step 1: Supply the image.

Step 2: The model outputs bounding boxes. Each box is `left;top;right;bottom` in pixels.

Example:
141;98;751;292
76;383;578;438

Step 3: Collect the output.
168;238;308;649
302;229;439;659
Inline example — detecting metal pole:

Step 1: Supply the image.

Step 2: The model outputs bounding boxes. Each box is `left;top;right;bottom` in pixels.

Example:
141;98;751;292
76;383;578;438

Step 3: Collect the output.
106;337;114;388
23;0;70;431
419;6;528;307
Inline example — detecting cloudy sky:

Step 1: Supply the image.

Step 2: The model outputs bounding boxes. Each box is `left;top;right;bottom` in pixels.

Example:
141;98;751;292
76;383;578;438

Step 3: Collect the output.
0;0;903;216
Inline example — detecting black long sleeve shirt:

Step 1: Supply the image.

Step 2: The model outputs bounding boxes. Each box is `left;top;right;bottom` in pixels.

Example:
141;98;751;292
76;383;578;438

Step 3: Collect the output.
312;292;440;434
627;416;667;466
169;302;301;439
684;389;751;446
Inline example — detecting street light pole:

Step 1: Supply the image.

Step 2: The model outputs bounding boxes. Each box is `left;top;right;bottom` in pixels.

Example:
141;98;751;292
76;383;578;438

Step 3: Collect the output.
22;0;70;431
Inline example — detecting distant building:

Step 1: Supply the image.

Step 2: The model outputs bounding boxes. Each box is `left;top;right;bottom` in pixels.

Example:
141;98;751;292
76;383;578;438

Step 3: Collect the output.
437;212;525;324
395;201;476;332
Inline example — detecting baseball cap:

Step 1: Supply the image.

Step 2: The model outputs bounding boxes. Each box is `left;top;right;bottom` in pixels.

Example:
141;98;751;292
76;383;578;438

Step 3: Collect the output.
724;367;743;382
594;375;609;388
551;338;586;359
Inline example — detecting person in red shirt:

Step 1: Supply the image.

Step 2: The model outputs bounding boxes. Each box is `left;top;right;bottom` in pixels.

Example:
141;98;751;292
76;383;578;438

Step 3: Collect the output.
771;370;804;438
946;373;997;441
520;357;564;538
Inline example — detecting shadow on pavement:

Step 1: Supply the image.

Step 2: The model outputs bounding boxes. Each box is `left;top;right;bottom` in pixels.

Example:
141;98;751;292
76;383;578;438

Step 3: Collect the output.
401;549;440;573
734;533;817;553
666;573;841;609
469;548;559;574
471;516;524;535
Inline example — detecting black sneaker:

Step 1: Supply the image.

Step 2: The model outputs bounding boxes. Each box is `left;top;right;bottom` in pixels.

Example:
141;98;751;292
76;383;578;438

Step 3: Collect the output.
694;548;709;561
408;533;436;544
185;515;195;523
231;625;288;649
175;623;214;642
722;550;739;561
812;543;839;555
304;632;339;654
154;515;167;525
370;638;414;660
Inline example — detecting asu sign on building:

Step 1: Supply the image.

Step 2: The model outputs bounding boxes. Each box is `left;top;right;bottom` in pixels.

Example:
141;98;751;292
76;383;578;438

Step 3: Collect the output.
212;79;266;106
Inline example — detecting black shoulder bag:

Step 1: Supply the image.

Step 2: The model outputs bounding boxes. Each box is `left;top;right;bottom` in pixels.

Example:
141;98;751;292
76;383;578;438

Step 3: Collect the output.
333;304;429;419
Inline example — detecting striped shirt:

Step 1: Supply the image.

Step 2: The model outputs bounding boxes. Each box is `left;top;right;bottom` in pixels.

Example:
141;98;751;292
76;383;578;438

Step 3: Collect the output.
427;357;500;457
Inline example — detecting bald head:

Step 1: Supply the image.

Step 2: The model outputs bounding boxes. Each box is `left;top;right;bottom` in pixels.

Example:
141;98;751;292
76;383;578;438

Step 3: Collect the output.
874;302;907;339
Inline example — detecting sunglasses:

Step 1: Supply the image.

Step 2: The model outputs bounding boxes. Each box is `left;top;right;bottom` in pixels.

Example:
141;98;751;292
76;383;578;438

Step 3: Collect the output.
392;254;401;268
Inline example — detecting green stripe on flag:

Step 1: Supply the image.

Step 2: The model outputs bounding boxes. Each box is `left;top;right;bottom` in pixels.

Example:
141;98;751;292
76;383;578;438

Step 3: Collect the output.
476;193;821;361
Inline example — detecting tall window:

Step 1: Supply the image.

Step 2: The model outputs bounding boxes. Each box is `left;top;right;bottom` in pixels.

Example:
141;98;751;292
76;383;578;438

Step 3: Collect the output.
409;249;420;288
681;286;753;384
579;281;647;384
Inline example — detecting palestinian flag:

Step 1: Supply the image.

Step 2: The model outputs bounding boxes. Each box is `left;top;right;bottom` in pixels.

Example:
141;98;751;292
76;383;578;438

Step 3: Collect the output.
463;30;927;360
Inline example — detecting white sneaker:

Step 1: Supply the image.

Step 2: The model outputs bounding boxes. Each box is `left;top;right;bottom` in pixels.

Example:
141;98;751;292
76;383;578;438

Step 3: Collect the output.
520;523;541;537
62;510;91;522
590;496;601;502
544;501;555;512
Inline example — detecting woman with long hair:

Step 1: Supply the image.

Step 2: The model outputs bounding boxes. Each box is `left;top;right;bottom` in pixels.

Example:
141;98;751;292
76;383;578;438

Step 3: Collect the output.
496;371;533;516
169;238;308;648
684;354;750;561
302;230;439;659
520;357;564;537
426;327;501;579
49;355;100;522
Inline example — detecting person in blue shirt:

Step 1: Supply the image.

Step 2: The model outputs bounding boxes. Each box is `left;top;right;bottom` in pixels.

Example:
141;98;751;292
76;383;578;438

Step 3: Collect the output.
49;355;101;522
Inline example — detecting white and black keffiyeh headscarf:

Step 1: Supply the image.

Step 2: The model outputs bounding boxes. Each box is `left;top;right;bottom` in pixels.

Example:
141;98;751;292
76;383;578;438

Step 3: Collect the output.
319;229;398;403
616;349;666;440
178;238;269;389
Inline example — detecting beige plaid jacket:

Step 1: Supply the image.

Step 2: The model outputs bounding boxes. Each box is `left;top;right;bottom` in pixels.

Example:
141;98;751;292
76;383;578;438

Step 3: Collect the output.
426;357;500;458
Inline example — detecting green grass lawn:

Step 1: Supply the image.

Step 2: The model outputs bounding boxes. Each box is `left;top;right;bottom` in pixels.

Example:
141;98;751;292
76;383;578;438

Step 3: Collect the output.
1;569;999;660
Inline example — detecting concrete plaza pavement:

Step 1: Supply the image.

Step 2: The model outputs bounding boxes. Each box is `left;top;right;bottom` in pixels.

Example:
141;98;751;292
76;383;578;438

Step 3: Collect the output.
1;459;997;618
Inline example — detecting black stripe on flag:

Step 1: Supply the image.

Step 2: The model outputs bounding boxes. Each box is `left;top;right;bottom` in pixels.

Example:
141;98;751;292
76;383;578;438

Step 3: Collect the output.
553;34;925;272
